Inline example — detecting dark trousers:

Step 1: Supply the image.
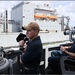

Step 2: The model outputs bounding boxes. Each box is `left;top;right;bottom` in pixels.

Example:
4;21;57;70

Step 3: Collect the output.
51;50;63;56
48;56;62;74
48;50;67;74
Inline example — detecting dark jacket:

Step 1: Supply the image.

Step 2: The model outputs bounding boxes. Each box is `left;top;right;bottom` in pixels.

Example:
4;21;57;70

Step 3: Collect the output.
21;36;43;68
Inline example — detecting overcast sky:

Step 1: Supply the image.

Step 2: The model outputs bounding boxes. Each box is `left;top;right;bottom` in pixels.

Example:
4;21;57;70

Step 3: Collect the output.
0;1;75;27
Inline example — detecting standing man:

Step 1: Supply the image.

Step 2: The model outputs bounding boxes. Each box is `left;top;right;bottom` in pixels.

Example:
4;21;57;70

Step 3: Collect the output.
19;22;43;74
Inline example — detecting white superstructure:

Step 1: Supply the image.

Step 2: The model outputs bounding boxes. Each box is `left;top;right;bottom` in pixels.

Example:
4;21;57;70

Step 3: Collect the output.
11;2;66;32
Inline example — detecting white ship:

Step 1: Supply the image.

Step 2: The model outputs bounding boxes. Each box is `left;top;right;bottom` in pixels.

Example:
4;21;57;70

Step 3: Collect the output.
0;2;71;47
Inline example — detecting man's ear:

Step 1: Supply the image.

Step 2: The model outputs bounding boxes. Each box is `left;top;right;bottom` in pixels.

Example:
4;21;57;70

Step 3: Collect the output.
35;30;38;35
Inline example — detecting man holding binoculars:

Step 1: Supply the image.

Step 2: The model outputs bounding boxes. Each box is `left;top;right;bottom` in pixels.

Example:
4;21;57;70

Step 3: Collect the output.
18;22;43;74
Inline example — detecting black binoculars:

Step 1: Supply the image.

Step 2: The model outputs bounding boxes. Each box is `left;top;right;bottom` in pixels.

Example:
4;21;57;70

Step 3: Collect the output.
16;33;29;42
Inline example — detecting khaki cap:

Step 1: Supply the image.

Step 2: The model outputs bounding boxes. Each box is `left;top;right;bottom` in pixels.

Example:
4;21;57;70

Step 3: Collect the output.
22;22;40;31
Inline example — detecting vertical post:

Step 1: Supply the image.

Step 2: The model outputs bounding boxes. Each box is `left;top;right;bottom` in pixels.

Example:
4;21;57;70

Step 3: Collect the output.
6;10;8;33
61;16;64;31
45;48;49;74
5;10;8;33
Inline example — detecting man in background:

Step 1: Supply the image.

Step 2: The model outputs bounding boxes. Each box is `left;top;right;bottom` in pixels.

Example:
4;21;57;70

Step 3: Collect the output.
48;41;75;74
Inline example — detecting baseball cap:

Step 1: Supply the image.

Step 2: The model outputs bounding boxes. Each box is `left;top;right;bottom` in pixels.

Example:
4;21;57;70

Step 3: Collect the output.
22;22;40;31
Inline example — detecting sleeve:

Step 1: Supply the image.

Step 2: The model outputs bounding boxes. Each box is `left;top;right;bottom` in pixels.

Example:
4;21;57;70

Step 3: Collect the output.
68;44;75;53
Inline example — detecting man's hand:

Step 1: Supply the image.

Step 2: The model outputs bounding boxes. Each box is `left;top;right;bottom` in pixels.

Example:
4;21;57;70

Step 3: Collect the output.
60;46;67;52
19;40;27;53
19;40;25;46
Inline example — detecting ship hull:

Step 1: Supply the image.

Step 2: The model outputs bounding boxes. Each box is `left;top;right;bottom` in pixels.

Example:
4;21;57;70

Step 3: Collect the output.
0;31;69;47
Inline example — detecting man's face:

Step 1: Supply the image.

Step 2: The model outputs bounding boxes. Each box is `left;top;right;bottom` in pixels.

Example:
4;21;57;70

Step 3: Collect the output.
26;30;37;39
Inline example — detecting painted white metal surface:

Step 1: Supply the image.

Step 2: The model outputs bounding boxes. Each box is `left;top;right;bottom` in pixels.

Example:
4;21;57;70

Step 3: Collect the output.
11;2;62;32
0;33;19;47
0;32;69;47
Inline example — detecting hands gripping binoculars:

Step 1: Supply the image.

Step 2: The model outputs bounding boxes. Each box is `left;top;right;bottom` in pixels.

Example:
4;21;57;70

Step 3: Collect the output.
16;33;29;51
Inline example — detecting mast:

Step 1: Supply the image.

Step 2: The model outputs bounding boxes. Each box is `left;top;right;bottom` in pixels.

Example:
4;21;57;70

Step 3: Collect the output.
5;10;8;33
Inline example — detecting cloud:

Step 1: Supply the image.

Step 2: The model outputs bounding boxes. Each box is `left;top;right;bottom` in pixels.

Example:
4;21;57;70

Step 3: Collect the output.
0;1;7;12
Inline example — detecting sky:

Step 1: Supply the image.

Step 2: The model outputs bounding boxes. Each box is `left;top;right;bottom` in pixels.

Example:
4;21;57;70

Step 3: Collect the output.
0;1;75;27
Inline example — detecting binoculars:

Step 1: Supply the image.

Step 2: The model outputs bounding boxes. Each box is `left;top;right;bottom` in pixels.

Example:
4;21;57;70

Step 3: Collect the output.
64;30;75;35
64;27;75;35
16;33;29;51
16;33;29;42
63;27;75;41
